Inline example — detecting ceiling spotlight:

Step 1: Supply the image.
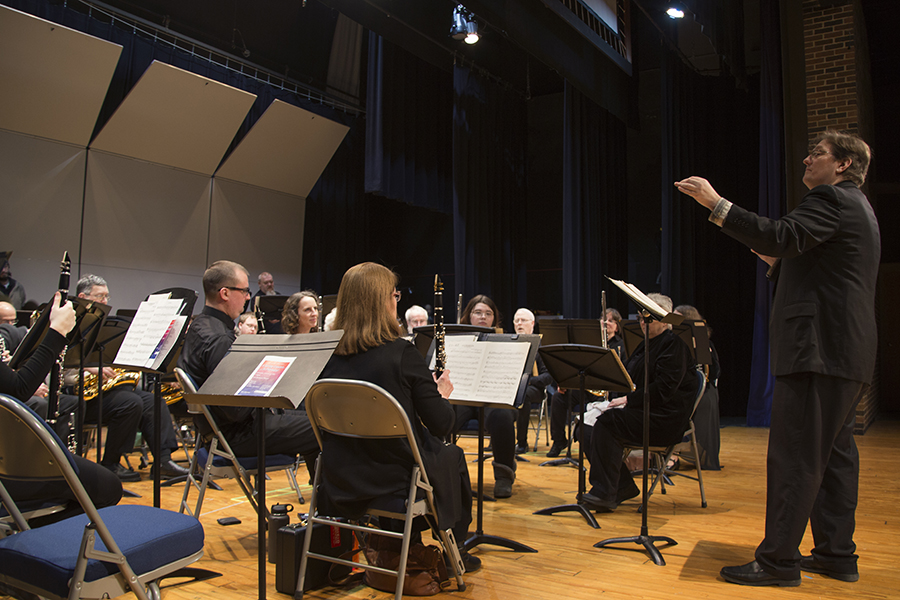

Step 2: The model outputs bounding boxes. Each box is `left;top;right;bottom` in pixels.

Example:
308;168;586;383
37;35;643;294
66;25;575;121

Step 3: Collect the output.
666;4;685;19
451;4;479;44
465;21;480;45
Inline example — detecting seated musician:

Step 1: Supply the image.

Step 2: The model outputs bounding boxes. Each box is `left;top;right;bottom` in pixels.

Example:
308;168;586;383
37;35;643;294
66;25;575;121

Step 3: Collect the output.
67;274;187;481
546;308;623;458
317;262;479;573
511;308;553;454
177;261;319;474
237;312;259;335
581;293;697;512
0;292;122;527
281;290;319;334
404;305;429;335
452;295;518;498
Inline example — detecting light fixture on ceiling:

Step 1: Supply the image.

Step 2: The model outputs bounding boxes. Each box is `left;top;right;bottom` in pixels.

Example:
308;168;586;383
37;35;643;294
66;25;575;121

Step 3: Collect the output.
666;3;686;19
451;4;480;44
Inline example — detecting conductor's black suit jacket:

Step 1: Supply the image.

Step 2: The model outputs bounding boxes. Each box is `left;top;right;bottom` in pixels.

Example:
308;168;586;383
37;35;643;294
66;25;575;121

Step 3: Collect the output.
721;181;880;384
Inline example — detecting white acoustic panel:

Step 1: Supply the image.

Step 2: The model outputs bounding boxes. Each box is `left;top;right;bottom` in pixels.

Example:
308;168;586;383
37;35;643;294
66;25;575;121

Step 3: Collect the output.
207;178;304;294
81;151;212;310
91;60;256;175
0;5;122;147
0;130;86;304
216;99;349;197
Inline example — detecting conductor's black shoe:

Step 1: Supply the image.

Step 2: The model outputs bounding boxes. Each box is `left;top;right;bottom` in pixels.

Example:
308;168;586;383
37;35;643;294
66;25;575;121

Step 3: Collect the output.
104;462;141;482
799;556;859;582
515;443;529;455
546;441;566;458
159;459;190;477
720;561;800;587
579;492;617;513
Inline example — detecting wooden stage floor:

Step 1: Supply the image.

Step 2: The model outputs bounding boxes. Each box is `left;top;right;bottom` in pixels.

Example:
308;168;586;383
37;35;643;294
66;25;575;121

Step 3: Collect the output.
6;419;899;600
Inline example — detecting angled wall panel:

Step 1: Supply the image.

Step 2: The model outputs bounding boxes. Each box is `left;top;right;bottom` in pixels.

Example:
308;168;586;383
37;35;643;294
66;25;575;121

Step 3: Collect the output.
91;60;256;176
0;5;122;147
0;130;86;304
207;179;304;295
215;99;349;197
81;151;212;311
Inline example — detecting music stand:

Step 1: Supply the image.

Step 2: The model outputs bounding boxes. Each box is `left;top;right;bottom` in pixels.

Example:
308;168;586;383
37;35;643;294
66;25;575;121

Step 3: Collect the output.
594;278;683;565
255;295;289;334
619;320;643;361
533;345;633;528
189;331;342;600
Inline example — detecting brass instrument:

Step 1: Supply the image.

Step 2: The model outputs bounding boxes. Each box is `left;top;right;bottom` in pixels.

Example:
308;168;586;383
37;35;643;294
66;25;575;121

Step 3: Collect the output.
586;290;609;400
456;294;463;323
434;275;446;375
80;369;143;401
161;381;184;405
317;294;324;332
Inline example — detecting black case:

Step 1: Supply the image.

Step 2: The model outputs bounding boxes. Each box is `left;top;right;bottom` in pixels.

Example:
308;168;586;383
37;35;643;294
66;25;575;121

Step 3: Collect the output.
275;521;355;595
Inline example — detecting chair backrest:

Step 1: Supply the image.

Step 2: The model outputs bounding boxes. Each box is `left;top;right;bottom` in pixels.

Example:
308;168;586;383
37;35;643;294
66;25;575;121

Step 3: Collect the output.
305;379;427;478
174;367;203;415
688;367;707;422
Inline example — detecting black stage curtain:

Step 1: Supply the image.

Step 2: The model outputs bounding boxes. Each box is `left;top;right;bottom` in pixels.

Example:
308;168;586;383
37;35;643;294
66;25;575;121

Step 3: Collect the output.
745;0;786;427
365;34;453;214
452;65;527;329
659;49;760;420
561;81;629;318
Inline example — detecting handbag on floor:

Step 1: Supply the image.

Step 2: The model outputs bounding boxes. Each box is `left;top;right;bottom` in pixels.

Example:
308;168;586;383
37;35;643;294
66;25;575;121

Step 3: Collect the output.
363;534;450;596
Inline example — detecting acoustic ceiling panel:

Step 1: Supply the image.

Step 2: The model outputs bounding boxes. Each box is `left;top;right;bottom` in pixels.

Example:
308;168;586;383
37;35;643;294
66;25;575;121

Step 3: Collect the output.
0;5;122;147
91;60;256;175
216;99;349;198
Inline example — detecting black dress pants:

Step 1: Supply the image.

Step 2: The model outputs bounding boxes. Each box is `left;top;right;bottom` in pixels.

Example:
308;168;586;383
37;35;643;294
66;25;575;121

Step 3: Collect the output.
755;373;863;580
454;405;516;471
515;384;545;447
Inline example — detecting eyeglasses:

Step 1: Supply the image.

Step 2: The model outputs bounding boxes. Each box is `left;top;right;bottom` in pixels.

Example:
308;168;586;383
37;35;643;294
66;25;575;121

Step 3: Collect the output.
392;290;402;302
223;286;252;297
512;318;532;324
88;293;110;302
472;310;494;318
808;148;831;159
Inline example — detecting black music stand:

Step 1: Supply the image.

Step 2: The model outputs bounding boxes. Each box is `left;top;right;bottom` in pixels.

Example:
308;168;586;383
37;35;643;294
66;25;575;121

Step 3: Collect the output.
255;295;289;334
537;319;607;469
533;345;633;529
189;331;342;600
594;278;684;566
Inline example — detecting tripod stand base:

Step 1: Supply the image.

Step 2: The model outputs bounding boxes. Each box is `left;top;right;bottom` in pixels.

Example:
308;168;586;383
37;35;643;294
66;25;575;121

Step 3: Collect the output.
464;532;537;553
533;503;600;529
594;534;677;566
539;456;579;468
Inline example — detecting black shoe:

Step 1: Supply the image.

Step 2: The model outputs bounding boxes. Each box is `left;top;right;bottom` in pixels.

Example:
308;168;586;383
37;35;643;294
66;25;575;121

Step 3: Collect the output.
720;561;800;587
579;492;617;513
515;443;529;455
799;556;859;582
546;440;566;458
105;462;141;482
158;459;190;478
461;550;482;574
493;478;513;498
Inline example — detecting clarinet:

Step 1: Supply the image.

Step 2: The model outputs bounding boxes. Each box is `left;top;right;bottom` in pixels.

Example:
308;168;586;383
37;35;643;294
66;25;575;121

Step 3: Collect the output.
434;275;446;376
47;251;71;430
317;295;324;332
254;296;266;334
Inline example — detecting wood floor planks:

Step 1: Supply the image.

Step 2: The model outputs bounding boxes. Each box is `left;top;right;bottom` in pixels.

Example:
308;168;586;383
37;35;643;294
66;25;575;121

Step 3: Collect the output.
3;420;898;600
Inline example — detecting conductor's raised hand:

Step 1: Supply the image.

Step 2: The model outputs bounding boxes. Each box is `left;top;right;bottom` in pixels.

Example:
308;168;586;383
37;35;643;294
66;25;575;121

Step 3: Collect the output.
434;369;454;399
49;291;77;336
674;176;721;211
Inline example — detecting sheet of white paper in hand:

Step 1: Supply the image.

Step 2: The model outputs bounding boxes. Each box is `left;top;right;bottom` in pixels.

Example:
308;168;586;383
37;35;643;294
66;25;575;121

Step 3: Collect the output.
236;355;296;397
582;399;626;427
442;336;530;405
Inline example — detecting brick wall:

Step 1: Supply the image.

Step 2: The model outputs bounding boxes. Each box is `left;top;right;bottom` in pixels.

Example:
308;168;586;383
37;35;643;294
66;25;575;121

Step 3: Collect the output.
802;0;859;135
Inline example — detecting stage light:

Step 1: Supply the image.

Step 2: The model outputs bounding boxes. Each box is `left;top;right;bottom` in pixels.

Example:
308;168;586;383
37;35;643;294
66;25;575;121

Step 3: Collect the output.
666;3;685;19
451;4;480;44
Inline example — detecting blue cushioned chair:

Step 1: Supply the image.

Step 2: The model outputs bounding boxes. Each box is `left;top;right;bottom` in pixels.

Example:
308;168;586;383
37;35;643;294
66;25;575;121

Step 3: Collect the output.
174;368;304;518
0;394;205;600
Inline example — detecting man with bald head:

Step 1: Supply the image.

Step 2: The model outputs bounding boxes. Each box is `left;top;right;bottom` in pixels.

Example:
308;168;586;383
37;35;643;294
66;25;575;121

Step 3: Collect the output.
178;260;319;470
513;308;553;453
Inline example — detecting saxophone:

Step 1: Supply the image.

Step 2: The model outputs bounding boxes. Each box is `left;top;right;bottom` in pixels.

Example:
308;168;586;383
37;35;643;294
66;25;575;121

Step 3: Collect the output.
434;275;446;376
80;369;144;400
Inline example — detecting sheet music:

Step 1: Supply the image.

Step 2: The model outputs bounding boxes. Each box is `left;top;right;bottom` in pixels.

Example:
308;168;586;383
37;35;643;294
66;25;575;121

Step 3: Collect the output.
442;337;530;405
114;294;184;368
607;277;669;320
236;355;296;397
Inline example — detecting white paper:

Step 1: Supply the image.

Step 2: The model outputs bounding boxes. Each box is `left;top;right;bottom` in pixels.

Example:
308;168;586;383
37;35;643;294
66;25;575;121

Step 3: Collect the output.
582;399;625;427
441;337;530;405
114;295;185;369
